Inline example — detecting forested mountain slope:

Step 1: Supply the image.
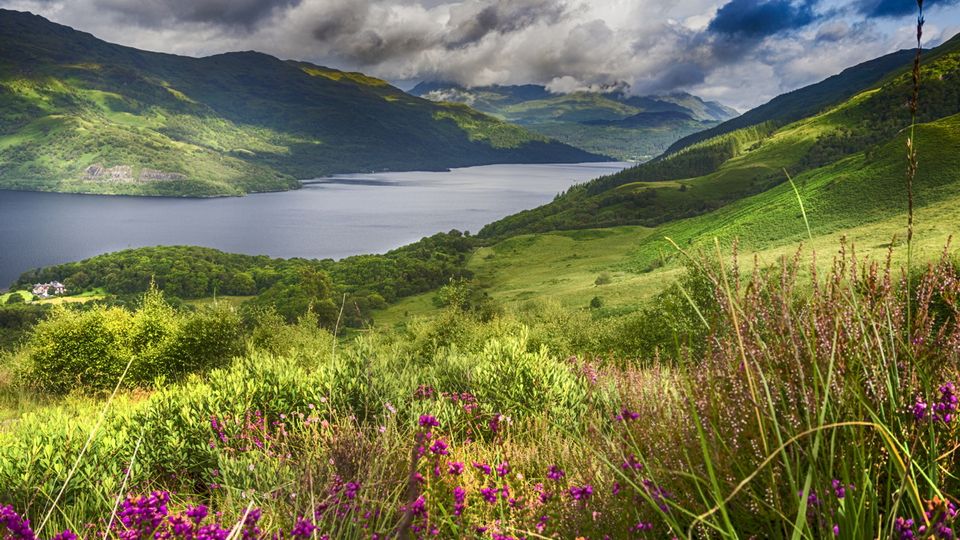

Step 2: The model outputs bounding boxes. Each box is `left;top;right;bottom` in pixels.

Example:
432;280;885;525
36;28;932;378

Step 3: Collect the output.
411;82;737;161
0;10;601;196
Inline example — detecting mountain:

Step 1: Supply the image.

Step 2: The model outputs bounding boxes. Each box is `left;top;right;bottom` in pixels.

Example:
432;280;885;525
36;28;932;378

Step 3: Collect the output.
410;82;738;161
479;33;960;239
662;47;918;155
0;10;602;197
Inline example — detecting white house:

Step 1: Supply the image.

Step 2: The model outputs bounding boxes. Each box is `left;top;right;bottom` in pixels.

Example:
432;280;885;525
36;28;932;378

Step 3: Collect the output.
32;281;67;298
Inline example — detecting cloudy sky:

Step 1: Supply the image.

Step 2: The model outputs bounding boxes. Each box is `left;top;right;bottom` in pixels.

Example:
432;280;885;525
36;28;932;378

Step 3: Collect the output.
2;0;959;110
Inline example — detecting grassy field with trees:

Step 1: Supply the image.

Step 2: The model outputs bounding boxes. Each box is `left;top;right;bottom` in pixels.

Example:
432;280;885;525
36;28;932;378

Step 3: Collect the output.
1;7;959;540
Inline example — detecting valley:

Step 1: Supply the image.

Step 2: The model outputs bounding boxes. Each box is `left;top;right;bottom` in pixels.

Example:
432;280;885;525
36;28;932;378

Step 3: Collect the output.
1;3;959;539
411;82;738;160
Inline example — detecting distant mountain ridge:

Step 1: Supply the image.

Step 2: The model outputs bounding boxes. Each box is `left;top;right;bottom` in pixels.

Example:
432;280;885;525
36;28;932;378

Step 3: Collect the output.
0;9;602;197
479;31;960;238
662;47;920;156
410;82;738;161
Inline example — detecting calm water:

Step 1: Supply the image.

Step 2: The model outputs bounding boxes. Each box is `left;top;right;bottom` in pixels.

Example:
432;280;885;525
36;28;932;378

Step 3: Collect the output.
0;162;629;288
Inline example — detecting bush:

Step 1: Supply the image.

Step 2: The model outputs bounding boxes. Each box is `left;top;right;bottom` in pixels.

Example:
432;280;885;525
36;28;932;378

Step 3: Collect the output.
26;305;134;393
22;289;243;393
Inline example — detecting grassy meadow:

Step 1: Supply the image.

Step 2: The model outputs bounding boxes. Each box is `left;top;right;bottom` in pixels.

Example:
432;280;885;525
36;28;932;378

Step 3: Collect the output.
1;235;959;539
3;6;960;540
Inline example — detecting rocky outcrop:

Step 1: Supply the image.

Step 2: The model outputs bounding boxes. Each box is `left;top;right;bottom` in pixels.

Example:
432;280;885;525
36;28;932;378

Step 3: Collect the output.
138;169;185;182
83;164;185;183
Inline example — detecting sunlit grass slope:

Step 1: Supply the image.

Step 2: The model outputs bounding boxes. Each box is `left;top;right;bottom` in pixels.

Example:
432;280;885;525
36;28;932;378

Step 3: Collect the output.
377;112;960;321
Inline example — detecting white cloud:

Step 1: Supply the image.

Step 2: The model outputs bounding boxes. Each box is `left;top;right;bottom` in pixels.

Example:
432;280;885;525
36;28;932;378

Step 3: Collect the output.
1;0;957;110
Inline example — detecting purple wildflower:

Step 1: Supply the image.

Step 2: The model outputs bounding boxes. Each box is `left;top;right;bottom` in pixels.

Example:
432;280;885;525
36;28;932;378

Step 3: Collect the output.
832;479;846;499
546;465;565;480
913;397;929;421
488;415;502;433
289;518;315;539
0;505;37;540
429;439;449;456
935;383;958;424
452;486;466;516
418;415;440;428
472;462;492;475
568;485;593;502
536;515;548;533
241;508;262;540
185;505;209;524
895;517;916;539
480;487;498;504
621;454;643;471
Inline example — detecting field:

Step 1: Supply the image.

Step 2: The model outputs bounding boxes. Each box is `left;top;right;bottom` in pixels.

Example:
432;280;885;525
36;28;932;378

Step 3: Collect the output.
0;291;32;304
2;8;960;539
1;233;958;539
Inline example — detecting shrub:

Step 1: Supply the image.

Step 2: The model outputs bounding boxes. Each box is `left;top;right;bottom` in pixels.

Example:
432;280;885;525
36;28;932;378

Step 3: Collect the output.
22;290;243;393
26;305;134;393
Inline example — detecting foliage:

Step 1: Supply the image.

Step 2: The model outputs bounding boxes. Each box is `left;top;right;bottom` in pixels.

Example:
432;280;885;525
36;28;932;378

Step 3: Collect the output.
0;246;958;538
14;231;476;328
20;288;243;394
0;303;48;351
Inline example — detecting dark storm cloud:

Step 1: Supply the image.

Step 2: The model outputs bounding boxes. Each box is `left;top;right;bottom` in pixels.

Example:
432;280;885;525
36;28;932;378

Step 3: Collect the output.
344;29;439;64
95;0;302;28
708;0;819;38
444;0;569;49
678;0;825;87
856;0;956;17
311;2;369;42
304;0;572;67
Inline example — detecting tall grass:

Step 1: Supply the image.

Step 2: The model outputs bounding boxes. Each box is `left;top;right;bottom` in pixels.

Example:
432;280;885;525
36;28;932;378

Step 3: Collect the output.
0;239;957;539
1;4;956;537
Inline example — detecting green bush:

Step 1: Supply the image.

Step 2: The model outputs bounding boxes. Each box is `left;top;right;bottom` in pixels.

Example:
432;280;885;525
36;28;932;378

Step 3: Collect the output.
22;289;243;393
26;305;134;393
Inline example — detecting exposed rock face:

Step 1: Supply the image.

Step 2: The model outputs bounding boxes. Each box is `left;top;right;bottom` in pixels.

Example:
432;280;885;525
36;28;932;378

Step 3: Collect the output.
83;164;185;183
138;169;185;182
84;164;133;181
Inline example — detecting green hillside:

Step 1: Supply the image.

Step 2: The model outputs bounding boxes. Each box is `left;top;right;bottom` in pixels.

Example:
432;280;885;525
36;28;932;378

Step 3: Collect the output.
372;110;960;327
411;82;737;161
0;10;601;197
478;33;960;239
662;47;917;155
